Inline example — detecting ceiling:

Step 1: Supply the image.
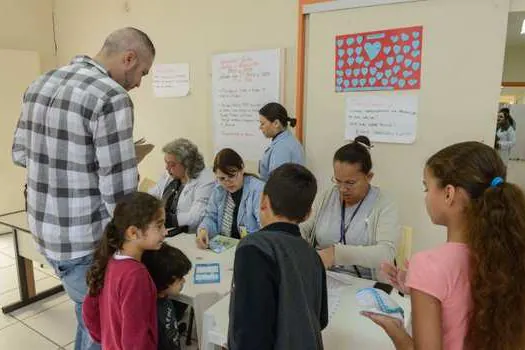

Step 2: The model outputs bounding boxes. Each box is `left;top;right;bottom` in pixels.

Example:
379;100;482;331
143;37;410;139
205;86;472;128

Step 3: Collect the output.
507;12;525;47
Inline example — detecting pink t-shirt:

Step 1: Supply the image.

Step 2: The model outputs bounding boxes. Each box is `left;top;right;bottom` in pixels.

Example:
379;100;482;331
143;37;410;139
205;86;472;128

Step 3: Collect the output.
406;243;471;350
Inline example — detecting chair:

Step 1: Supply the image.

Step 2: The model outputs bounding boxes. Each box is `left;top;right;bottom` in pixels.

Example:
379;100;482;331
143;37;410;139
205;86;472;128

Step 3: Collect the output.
138;177;156;192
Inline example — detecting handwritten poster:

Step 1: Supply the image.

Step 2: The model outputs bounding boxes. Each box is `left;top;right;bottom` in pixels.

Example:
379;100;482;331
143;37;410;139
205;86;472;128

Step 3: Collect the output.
345;93;418;144
152;63;190;97
212;49;283;161
335;26;423;92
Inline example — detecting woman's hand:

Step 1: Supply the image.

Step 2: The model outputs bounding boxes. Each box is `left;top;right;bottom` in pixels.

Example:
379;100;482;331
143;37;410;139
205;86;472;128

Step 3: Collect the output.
196;229;209;249
318;245;335;269
381;261;409;295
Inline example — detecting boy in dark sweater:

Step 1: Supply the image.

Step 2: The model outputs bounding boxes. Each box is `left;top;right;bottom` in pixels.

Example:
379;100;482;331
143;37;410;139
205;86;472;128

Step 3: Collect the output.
228;164;329;350
142;243;192;350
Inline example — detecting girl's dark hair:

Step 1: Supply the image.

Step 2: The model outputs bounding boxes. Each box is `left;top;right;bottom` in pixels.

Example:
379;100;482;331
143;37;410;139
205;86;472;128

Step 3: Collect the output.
333;140;372;174
259;102;297;128
426;141;525;350
142;243;192;292
213;148;244;177
86;192;163;296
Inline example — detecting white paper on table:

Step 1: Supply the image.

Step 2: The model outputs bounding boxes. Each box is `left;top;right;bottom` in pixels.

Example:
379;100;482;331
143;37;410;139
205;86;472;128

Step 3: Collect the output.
152;63;190;97
345;92;418;144
326;274;349;321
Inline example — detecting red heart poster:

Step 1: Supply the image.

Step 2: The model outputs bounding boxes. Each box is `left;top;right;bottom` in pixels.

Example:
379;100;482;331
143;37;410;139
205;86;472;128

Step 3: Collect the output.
335;26;423;92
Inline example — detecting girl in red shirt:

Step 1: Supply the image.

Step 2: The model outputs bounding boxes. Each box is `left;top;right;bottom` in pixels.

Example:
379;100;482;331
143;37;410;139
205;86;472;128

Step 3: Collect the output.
83;192;167;350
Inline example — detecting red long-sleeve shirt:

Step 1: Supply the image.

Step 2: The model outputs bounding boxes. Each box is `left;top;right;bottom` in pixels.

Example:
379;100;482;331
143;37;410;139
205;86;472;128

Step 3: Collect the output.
82;257;158;350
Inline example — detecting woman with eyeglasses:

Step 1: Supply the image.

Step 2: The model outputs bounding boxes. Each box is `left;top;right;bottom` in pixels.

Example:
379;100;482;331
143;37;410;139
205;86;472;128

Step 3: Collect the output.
149;138;215;235
196;148;264;249
300;139;400;281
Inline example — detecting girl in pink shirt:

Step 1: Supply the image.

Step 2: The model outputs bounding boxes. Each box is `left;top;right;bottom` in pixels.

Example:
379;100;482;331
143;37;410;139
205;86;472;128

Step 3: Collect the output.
364;141;525;350
82;192;167;350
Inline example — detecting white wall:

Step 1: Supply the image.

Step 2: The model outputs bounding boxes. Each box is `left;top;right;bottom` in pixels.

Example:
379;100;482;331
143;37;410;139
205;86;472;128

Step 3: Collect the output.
304;0;509;252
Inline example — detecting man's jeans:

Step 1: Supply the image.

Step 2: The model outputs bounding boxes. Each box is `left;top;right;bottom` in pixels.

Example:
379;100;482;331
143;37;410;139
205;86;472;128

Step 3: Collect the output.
46;254;101;350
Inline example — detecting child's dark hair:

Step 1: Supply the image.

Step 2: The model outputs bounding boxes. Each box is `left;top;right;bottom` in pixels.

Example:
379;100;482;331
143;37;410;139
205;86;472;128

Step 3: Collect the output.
263;163;317;222
426;141;525;350
259;102;297;128
142;243;192;292
333;140;372;174
86;192;163;296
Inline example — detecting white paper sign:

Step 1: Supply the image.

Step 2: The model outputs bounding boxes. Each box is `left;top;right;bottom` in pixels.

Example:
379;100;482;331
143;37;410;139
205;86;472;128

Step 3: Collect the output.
345;93;418;144
152;63;190;97
212;49;283;161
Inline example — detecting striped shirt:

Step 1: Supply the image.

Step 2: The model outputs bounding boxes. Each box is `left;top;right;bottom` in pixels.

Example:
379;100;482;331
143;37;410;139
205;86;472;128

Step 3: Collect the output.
12;55;138;261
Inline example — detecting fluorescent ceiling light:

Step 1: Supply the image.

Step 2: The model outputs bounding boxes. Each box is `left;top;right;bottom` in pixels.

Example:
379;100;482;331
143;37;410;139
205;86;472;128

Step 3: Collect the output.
521;19;525;35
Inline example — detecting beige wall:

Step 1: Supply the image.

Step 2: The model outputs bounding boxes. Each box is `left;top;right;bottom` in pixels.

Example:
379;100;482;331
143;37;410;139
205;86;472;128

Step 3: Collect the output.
304;0;509;252
53;0;298;180
0;50;41;233
503;46;525;81
0;0;55;71
511;0;525;11
52;0;512;254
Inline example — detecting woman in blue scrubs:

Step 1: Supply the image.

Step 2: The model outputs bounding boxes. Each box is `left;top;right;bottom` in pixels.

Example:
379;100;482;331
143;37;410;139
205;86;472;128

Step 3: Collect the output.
258;102;305;181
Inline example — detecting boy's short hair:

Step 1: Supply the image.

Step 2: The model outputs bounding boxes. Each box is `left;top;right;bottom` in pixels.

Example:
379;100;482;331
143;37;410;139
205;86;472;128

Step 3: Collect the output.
142;243;192;291
263;164;317;222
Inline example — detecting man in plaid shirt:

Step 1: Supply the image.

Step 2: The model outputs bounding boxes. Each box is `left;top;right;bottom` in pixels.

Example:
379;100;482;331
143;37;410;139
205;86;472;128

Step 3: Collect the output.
12;27;155;350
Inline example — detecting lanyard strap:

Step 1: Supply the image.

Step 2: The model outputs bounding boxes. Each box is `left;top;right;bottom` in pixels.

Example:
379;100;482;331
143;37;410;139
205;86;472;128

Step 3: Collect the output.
339;198;365;245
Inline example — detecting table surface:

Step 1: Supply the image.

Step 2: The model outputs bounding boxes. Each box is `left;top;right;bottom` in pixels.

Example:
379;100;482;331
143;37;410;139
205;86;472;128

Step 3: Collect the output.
164;233;237;305
204;273;411;349
0;211;30;232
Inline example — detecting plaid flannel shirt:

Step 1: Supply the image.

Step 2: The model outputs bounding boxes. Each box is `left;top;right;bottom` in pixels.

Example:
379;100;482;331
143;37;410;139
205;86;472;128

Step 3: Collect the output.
12;55;139;261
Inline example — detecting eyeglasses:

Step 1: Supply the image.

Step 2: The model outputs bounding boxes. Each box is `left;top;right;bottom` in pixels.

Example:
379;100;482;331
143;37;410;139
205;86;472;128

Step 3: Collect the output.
331;176;359;189
216;172;239;183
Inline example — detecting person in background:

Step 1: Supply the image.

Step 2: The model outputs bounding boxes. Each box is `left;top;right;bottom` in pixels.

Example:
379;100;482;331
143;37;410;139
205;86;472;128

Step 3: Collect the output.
495;108;516;166
228;164;328;350
83;192;166;350
301;140;400;281
12;27;155;350
258;102;305;181
500;107;516;129
142;243;192;350
149;138;215;235
196;148;264;249
369;142;525;350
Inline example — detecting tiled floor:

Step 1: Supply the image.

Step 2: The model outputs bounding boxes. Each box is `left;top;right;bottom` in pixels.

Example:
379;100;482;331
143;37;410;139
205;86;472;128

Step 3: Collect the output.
0;232;198;350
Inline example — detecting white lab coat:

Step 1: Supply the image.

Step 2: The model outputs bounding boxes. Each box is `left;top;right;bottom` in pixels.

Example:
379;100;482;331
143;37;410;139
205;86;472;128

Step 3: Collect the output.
149;168;215;231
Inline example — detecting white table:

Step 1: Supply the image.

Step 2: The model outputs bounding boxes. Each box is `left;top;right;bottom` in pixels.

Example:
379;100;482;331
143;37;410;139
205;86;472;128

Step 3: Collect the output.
202;273;411;350
0;210;64;314
164;233;237;348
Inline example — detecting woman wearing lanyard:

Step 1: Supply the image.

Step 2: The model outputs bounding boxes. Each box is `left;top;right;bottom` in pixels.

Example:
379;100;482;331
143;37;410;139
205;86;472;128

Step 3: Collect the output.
149;138;215;235
258;102;305;181
196;148;264;249
300;138;400;281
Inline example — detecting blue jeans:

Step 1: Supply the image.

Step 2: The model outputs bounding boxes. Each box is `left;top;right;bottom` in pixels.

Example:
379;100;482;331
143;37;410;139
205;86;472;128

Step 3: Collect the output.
47;254;101;350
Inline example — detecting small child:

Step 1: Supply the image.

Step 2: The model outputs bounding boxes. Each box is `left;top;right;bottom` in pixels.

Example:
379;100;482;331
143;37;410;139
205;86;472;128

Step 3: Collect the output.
142;243;192;350
83;192;167;350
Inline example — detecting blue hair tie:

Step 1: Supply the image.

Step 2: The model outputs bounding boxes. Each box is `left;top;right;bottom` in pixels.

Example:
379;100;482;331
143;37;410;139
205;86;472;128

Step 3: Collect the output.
490;177;504;188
